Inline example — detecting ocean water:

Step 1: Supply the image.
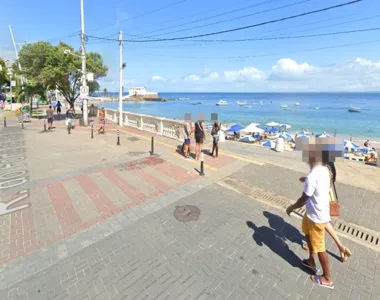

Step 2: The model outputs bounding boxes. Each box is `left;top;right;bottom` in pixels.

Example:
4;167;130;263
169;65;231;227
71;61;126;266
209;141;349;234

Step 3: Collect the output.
100;92;380;140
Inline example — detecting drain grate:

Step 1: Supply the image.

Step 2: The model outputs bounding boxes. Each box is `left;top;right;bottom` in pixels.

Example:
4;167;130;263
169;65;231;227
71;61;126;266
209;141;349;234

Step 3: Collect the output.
334;220;380;249
221;178;292;210
221;176;380;252
173;205;201;222
127;137;140;142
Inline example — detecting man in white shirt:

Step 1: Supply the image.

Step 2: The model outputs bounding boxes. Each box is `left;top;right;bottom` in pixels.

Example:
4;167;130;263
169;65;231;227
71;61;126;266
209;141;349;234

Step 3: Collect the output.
286;156;334;290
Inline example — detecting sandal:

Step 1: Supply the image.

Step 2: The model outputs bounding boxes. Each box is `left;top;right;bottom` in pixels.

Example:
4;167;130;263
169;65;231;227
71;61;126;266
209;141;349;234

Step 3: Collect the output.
311;275;334;290
341;247;352;262
302;259;319;274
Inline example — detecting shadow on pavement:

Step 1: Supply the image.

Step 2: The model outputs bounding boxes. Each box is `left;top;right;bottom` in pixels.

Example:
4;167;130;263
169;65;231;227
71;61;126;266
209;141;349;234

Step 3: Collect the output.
247;211;313;273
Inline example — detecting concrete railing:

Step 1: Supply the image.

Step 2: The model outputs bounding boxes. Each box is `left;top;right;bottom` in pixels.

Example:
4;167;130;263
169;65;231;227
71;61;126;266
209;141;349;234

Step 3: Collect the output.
103;108;184;141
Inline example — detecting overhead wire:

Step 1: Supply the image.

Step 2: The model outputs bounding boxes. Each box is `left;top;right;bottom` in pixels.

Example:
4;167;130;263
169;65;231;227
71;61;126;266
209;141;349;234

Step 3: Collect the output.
128;39;380;60
86;0;188;34
136;0;282;36
86;0;363;43
142;0;313;38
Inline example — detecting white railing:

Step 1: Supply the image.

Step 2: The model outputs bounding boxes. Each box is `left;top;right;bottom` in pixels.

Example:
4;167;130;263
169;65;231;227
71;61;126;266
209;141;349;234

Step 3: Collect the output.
103;108;184;141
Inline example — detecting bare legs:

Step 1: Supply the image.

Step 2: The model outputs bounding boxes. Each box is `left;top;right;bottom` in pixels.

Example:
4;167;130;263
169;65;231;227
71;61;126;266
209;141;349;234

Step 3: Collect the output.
305;235;333;286
195;143;203;160
303;223;351;261
211;143;218;157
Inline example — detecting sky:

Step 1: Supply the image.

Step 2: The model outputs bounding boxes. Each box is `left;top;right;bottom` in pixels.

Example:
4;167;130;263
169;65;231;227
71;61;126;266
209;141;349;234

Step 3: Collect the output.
2;0;380;92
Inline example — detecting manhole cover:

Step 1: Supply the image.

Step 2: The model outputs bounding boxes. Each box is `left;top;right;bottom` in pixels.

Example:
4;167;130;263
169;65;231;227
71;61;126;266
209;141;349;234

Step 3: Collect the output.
128;137;140;142
173;205;201;222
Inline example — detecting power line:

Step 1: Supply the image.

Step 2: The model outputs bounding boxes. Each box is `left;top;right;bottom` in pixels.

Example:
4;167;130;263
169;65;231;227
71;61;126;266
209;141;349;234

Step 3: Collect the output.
144;0;313;38
86;0;188;34
87;0;363;43
182;27;380;42
128;0;272;33
128;39;380;60
137;0;281;36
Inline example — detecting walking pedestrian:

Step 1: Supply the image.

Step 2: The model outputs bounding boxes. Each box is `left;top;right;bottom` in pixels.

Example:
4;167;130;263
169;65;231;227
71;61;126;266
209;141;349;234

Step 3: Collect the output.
183;121;192;158
46;105;54;129
286;154;334;289
66;106;75;131
300;161;351;262
194;120;205;160
211;122;220;157
98;107;106;134
56;101;62;115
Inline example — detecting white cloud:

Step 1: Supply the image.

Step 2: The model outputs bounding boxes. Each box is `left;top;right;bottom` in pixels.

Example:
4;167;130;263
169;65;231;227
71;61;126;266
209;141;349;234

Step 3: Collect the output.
205;72;219;81
269;58;315;81
184;74;200;81
152;75;165;82
224;67;265;82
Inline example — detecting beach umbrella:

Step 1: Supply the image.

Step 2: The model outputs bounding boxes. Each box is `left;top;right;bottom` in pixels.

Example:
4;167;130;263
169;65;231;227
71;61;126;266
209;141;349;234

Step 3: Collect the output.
280;124;292;129
266;121;280;127
297;131;311;136
263;140;275;148
316;133;332;138
268;128;279;134
344;140;359;153
240;123;264;133
279;132;293;140
225;124;245;133
241;136;256;142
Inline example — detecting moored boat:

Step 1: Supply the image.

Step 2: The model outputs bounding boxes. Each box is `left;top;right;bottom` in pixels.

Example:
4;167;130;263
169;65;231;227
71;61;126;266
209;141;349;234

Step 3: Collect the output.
348;105;360;112
216;100;228;106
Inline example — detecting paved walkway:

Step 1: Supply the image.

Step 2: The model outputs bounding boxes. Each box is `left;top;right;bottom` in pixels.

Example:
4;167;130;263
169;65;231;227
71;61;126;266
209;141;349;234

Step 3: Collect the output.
0;113;379;300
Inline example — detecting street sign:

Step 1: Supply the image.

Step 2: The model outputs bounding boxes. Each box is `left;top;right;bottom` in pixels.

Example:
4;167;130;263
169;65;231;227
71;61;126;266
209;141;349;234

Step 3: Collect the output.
87;73;94;82
80;86;89;97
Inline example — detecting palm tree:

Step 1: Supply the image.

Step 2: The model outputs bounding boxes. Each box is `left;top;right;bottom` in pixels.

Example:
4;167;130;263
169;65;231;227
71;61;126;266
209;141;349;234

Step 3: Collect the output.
103;88;108;97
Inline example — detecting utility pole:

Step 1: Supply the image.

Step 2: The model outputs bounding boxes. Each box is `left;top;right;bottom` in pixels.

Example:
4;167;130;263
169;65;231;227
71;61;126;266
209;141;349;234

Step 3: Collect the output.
80;0;89;126
119;31;123;126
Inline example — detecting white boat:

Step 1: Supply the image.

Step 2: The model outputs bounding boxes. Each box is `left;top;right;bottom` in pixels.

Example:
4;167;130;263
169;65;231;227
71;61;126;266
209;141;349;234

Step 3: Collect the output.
348;105;360;112
216;100;228;106
237;101;248;106
314;107;320;110
280;105;288;108
295;102;300;106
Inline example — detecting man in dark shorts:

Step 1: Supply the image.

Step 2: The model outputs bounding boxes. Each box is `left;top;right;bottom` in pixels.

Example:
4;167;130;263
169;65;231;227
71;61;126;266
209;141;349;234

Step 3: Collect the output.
46;105;54;129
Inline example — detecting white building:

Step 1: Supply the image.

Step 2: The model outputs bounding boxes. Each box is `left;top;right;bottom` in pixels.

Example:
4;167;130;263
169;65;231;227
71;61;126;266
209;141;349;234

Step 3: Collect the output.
129;87;158;97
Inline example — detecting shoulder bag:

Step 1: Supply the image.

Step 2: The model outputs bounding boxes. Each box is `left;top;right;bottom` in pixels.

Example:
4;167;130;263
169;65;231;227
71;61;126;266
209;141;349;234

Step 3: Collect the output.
327;165;340;217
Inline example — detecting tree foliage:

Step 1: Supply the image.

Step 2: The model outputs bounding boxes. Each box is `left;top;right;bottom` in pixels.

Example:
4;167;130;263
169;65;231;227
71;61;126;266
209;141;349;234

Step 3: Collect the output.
18;41;108;107
0;58;10;90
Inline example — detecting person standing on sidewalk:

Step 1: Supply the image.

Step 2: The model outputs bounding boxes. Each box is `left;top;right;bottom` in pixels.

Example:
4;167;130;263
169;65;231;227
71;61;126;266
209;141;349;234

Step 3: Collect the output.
286;155;334;289
98;107;106;134
56;101;62;116
194;120;206;160
211;122;220;157
66;106;75;131
46;105;54;130
183;122;192;158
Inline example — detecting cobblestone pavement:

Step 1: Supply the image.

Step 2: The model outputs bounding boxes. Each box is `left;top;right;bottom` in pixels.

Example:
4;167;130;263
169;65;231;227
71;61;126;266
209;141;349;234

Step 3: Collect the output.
229;164;380;232
1;115;379;299
1;184;379;300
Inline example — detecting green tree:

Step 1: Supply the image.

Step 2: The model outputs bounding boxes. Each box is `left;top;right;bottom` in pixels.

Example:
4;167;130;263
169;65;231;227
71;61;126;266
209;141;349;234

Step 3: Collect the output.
103;88;108;97
18;41;108;108
0;58;10;91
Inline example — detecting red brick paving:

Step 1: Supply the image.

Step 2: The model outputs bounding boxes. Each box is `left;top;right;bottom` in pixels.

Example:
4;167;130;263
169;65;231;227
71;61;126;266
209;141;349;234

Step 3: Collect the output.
47;182;82;236
2;156;200;265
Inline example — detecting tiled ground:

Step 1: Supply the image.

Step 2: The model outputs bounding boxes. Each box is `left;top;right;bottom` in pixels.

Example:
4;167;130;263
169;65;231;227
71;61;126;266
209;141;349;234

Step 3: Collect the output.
0;155;198;265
